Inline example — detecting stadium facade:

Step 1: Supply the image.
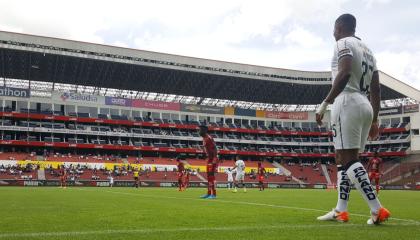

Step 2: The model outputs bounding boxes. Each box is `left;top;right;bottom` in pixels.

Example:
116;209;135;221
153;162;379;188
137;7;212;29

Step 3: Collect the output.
0;31;419;188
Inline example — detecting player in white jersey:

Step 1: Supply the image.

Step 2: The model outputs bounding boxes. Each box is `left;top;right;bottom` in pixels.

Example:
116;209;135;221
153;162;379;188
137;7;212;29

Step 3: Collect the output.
316;14;390;225
231;158;246;193
225;168;234;189
108;175;114;187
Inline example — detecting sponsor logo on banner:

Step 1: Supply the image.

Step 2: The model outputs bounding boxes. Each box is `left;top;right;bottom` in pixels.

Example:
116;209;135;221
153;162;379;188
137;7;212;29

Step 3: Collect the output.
184;105;201;112
403;104;419;113
24;180;41;186
0;87;30;98
53;92;104;104
265;111;308;120
105;97;132;107
96;181;110;187
132;99;180;111
181;104;224;114
379;106;402;116
234;108;256;117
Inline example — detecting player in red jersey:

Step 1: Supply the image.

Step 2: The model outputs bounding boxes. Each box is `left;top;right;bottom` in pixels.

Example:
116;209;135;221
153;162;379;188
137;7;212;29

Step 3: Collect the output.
177;158;185;191
199;125;218;199
184;169;190;190
59;165;67;188
367;152;382;195
257;162;266;191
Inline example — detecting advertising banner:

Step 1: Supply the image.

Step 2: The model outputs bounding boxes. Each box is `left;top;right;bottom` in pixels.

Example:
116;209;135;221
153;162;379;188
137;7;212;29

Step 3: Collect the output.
265;111;309;120
132;99;180;111
224;107;235;115
0;87;30;98
181;104;224;114
105;97;132;107
379;106;403;116
403;104;419;114
234;108;256;117
52;92;105;105
256;110;265;118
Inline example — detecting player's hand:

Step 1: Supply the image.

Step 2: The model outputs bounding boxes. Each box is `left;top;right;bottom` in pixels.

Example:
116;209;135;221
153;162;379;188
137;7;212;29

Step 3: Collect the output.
315;101;329;126
368;121;379;140
316;113;324;126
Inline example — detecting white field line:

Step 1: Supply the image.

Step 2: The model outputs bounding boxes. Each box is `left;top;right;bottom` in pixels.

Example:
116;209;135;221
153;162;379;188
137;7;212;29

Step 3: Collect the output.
3;188;419;239
0;223;419;239
79;188;420;225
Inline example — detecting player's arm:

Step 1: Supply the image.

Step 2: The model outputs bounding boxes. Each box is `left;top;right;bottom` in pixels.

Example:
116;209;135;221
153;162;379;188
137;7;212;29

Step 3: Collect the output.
202;147;208;159
379;158;383;175
316;56;353;125
367;159;372;172
369;71;381;140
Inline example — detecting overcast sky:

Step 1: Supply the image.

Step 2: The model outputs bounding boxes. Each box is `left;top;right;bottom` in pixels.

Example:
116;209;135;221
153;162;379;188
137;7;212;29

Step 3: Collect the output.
1;0;419;91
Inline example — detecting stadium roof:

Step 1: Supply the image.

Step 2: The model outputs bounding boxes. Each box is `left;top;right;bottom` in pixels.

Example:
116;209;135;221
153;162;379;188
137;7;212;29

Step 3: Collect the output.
0;31;418;111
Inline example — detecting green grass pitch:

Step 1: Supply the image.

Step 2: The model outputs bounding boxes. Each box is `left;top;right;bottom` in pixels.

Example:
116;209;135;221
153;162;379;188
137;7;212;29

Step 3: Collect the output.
0;187;419;240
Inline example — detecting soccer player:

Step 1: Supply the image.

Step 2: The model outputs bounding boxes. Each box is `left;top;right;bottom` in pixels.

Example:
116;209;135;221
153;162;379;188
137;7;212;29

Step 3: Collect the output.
367;152;382;195
184;169;190;190
59;165;67;188
225;168;234;190
316;14;390;225
232;157;246;193
108;174;114;187
177;158;185;191
133;168;140;188
199;125;218;199
257;162;266;191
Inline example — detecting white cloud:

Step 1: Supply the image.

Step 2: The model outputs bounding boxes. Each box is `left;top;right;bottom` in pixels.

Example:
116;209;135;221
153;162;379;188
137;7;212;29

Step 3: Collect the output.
0;24;22;33
284;27;324;48
376;51;420;90
112;41;129;48
0;0;418;92
363;0;392;9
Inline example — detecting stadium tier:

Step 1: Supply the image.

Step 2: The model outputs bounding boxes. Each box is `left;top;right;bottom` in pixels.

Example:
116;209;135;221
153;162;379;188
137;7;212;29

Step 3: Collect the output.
0;31;419;189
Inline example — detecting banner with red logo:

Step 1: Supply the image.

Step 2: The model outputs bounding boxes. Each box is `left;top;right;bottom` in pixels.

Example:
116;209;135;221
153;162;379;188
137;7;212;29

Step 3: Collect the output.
403;104;419;113
132;99;180;111
265;111;309;120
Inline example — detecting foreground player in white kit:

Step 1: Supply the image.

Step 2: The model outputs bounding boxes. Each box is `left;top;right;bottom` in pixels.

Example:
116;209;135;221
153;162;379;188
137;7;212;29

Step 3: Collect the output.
316;14;390;225
231;158;246;193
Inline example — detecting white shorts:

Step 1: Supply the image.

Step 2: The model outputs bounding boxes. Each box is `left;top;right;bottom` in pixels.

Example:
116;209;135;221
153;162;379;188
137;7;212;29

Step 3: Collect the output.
330;92;373;153
235;172;245;181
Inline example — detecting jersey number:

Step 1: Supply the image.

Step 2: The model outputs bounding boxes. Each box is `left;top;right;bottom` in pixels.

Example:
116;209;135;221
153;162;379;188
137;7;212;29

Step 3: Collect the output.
360;61;373;94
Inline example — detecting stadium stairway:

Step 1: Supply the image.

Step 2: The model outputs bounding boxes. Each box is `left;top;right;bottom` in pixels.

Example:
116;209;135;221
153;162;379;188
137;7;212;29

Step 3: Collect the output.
321;164;332;185
184;160;207;182
383;162;401;176
272;161;305;185
384;163;420;185
37;169;46;180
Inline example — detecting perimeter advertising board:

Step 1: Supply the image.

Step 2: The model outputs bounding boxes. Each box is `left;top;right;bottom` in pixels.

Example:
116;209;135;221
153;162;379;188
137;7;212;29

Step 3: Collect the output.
52;92;105;105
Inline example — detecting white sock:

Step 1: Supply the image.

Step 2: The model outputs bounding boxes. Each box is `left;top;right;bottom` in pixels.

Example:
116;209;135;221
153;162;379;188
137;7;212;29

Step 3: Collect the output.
346;161;381;213
335;167;351;212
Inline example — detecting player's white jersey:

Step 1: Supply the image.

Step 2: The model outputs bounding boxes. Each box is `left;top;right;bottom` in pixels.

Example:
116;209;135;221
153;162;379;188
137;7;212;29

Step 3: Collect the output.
225;169;234;182
235;160;246;174
331;36;377;96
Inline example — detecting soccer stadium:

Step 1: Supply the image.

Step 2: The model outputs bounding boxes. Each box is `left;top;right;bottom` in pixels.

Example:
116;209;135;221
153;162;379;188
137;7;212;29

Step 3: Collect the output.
0;30;419;239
